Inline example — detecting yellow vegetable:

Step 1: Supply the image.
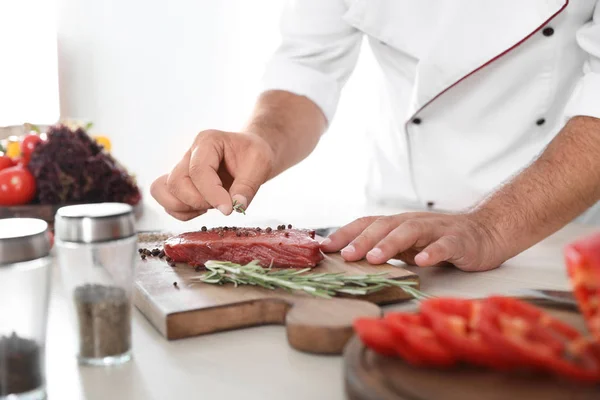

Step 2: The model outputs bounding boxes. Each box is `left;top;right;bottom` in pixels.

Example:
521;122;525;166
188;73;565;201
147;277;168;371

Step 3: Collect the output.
93;136;111;152
6;141;20;159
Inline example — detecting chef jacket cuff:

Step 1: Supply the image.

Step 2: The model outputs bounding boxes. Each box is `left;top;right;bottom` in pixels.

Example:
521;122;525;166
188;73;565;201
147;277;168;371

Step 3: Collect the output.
564;72;600;122
260;57;341;124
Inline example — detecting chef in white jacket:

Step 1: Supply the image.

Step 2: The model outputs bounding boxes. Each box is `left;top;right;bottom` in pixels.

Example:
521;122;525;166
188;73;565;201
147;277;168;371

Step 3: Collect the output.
151;0;600;271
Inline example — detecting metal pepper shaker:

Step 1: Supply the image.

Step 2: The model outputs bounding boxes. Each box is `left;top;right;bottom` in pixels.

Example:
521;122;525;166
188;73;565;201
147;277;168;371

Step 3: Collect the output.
0;218;52;400
54;203;137;366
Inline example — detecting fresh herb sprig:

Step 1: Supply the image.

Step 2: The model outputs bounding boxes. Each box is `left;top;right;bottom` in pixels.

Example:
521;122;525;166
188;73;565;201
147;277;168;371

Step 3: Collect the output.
232;200;246;214
191;260;431;300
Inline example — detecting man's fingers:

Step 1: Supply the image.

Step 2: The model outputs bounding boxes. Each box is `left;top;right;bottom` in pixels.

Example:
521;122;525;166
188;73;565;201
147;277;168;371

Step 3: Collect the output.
228;148;271;209
414;235;462;267
165;209;206;221
166;153;212;210
341;217;399;262
151;174;203;213
320;216;379;253
366;219;438;264
188;142;233;215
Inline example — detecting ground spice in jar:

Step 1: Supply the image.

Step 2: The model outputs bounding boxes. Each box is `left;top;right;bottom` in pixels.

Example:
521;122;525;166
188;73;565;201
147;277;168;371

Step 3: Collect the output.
74;284;131;359
0;333;42;396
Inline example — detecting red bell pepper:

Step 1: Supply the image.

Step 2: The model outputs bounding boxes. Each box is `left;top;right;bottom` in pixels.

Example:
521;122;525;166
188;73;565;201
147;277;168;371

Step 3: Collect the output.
420;298;513;369
353;317;397;357
479;296;600;383
565;232;600;342
385;312;455;367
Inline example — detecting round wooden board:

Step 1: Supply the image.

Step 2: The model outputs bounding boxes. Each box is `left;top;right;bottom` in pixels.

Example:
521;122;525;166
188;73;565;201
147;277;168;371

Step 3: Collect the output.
344;303;600;400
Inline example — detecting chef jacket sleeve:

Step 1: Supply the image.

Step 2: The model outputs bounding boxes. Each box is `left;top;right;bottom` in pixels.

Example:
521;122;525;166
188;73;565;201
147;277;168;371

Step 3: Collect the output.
260;0;363;124
565;3;600;121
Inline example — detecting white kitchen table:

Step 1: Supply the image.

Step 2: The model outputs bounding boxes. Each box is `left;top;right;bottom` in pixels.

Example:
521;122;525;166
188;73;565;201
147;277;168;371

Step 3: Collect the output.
44;200;597;400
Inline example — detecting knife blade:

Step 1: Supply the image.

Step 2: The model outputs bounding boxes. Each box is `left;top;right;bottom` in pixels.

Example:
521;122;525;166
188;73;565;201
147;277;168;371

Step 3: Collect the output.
512;288;579;310
313;226;339;238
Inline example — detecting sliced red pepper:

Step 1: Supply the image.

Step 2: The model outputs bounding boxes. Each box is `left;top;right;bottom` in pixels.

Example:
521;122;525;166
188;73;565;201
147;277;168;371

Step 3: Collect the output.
385;312;455;367
479;296;600;383
565;234;600;342
420;298;513;369
353;317;397;357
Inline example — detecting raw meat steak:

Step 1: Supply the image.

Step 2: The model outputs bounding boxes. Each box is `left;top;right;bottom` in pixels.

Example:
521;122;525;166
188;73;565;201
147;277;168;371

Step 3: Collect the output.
163;227;324;268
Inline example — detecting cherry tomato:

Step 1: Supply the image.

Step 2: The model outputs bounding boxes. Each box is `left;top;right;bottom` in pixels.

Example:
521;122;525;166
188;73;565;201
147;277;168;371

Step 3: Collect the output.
353;317;397;357
0;166;36;206
47;230;54;249
0;155;15;171
385;312;455;367
20;134;42;161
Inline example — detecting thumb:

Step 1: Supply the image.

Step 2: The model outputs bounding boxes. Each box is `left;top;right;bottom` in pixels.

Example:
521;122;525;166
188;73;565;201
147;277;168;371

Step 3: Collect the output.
229;164;268;210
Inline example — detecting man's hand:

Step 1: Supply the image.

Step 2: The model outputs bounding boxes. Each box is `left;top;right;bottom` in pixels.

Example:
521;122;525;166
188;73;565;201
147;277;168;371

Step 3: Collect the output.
320;212;505;272
151;130;274;220
151;91;327;221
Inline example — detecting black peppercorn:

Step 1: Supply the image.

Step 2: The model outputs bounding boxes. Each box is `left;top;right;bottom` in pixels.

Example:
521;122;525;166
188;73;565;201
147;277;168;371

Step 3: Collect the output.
141;254;146;260
151;249;160;257
165;257;172;263
266;227;272;233
158;250;165;258
138;248;144;254
287;224;292;229
173;282;178;288
284;232;289;237
201;226;207;232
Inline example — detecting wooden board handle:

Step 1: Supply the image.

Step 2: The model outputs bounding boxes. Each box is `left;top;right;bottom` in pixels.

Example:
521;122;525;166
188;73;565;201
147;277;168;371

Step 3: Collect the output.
285;297;382;354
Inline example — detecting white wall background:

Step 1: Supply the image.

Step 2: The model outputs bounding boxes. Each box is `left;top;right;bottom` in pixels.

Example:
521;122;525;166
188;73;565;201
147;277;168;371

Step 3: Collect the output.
0;1;60;126
17;0;381;226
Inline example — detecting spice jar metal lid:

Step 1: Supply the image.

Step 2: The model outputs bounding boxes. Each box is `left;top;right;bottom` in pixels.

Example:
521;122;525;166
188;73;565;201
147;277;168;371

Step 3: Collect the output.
55;203;135;243
0;218;51;265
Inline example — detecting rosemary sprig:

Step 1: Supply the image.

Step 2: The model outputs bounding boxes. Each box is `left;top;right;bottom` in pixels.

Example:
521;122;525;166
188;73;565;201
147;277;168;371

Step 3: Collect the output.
190;260;431;300
232;200;246;214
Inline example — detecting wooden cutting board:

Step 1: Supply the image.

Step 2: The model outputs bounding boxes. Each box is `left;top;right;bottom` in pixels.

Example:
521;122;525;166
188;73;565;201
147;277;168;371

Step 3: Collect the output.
344;303;600;400
133;232;419;355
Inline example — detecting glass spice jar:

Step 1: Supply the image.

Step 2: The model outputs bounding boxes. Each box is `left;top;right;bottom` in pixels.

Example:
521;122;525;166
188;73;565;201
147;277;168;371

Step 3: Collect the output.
54;203;137;367
0;218;52;400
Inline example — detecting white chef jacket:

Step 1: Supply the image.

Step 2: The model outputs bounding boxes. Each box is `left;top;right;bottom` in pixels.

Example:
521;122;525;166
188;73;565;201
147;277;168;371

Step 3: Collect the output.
261;0;600;221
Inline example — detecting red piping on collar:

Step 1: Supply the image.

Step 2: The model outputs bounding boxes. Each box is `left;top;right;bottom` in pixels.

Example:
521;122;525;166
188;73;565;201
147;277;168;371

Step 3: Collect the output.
405;0;569;125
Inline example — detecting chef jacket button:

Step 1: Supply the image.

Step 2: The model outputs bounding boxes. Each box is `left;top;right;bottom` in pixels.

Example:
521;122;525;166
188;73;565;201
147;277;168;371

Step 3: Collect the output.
542;27;554;37
426;201;435;209
536;118;546;126
412;117;422;125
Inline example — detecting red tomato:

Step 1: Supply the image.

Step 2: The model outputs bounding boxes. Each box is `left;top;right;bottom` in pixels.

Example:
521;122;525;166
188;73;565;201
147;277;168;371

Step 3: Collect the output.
0;166;37;206
479;296;600;383
47;230;54;249
353;318;397;357
385;313;455;367
420;298;514;369
20;134;42;161
565;234;600;342
0;155;15;171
